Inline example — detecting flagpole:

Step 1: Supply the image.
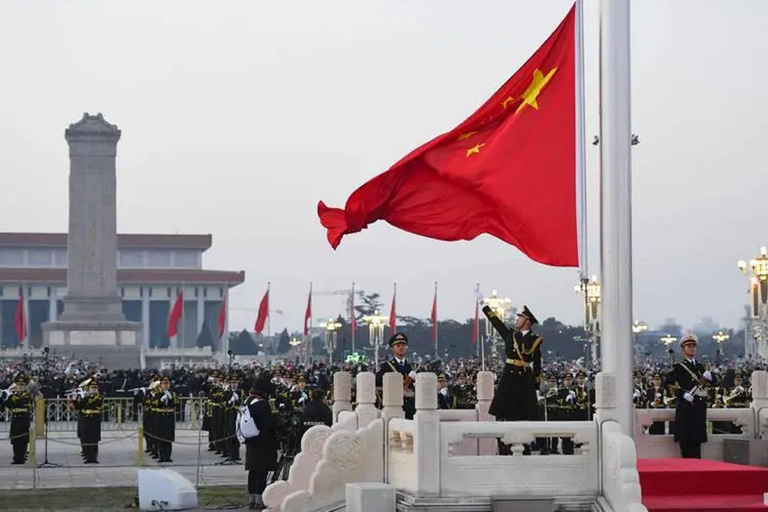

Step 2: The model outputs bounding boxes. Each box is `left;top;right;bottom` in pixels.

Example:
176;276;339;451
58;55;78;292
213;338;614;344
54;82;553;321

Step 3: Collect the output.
475;283;480;360
266;282;271;337
575;0;588;280
433;281;438;361
180;282;185;364
351;281;356;355
599;0;634;436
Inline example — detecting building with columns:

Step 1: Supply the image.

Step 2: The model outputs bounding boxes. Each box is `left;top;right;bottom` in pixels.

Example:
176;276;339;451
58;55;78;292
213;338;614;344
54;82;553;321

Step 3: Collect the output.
0;232;244;353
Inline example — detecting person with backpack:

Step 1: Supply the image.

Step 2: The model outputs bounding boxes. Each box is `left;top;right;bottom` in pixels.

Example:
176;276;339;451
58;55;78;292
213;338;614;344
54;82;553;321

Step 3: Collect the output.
243;374;278;510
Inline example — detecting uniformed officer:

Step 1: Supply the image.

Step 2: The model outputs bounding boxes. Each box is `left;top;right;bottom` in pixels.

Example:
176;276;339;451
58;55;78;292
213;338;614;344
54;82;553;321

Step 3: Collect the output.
557;371;576;455
375;332;417;419
74;380;104;463
437;373;457;410
2;375;32;464
664;334;718;459
482;304;543;455
155;376;177;463
646;373;668;435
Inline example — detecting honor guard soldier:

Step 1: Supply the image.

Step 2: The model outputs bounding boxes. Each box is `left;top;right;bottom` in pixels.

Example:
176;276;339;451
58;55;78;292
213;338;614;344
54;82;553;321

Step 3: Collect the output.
665;334;718;458
632;371;647;408
74;380;104;463
376;332;417;419
437;374;457;410
225;374;244;462
574;370;594;421
482;304;544;455
556;371;577;455
2;375;32;464
156;376;177;463
542;374;561;454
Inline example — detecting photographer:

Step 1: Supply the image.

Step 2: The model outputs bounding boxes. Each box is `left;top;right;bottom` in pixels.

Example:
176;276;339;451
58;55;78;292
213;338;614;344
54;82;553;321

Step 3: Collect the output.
244;375;277;510
299;389;332;439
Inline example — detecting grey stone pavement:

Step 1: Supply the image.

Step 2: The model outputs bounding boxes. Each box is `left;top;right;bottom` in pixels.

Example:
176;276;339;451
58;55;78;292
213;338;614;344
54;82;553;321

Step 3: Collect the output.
0;428;247;490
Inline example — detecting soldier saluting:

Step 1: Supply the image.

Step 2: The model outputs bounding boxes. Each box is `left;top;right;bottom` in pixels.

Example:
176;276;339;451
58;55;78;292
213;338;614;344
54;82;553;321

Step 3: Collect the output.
482;304;544;455
1;375;32;465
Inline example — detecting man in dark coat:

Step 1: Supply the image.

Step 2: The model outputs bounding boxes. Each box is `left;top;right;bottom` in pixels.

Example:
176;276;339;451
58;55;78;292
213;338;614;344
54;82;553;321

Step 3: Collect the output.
482;304;544;455
665;334;718;458
245;375;278;510
2;375;32;464
375;332;417;419
299;389;333;439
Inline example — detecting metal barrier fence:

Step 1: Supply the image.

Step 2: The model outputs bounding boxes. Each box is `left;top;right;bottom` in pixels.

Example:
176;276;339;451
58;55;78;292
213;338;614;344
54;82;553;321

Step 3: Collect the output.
0;397;205;432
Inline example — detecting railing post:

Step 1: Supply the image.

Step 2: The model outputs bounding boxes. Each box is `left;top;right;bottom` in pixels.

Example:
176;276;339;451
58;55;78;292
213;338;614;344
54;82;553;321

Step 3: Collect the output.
475;371;496;455
34;396;45;438
26;428;36;468
190;398;198;430
414;372;439;497
136;425;147;466
116;400;123;430
356;372;378;428
332;372;352;423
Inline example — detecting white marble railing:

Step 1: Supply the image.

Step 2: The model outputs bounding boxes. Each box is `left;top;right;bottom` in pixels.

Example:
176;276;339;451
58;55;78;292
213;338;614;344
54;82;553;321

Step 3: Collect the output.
634;407;754;460
388;417;417;494
600;421;648;512
438;420;599;498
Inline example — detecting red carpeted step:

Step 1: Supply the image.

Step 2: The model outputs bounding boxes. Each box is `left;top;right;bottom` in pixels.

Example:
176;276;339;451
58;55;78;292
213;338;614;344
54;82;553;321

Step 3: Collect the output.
642;494;768;512
638;459;768;496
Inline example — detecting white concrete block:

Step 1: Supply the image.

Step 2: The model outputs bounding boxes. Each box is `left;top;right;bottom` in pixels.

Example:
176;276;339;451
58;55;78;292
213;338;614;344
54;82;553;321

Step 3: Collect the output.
346;482;395;512
138;469;198;511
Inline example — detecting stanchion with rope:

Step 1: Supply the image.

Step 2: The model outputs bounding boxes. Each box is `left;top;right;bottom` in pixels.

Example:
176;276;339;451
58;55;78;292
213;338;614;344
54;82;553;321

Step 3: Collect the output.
116;401;123;430
136;425;147;466
34;396;45;438
26;428;37;470
195;403;203;489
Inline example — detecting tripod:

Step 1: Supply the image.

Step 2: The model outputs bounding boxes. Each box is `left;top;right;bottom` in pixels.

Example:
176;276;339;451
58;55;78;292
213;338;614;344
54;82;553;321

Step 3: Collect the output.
37;347;62;468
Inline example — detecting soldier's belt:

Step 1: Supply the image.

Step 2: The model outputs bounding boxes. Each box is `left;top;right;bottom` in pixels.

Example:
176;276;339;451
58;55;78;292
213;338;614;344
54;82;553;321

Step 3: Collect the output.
506;359;532;369
156;408;174;413
82;410;102;415
11;408;29;413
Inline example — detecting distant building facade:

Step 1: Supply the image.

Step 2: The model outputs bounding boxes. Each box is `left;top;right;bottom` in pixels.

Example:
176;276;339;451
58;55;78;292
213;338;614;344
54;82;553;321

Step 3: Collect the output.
0;233;244;352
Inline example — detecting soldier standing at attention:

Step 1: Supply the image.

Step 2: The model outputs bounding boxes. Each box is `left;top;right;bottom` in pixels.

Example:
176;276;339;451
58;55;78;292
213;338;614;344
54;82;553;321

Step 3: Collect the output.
74;380;104;463
156;376;178;463
665;334;718;459
482;304;544;455
2;375;32;464
376;332;418;419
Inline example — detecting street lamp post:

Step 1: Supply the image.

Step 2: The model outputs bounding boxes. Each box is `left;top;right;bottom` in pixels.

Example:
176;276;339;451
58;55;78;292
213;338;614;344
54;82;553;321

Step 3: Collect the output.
575;275;601;369
713;329;730;365
320;317;343;365
289;337;303;364
632;321;647;365
660;334;677;365
738;246;768;360
482;289;512;369
364;309;388;369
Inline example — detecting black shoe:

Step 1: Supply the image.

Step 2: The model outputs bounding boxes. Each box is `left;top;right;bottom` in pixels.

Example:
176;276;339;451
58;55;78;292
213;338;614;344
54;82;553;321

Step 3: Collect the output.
12;461;23;465
539;450;550;455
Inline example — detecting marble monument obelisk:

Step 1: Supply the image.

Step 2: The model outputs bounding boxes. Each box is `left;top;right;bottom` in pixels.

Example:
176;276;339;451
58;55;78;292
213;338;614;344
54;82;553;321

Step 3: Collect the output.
43;113;141;368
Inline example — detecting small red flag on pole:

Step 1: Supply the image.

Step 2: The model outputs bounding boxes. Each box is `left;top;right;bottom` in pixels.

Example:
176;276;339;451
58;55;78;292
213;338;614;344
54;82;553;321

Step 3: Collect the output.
217;296;227;339
254;285;270;335
14;290;26;345
166;292;183;338
389;283;397;331
303;284;312;337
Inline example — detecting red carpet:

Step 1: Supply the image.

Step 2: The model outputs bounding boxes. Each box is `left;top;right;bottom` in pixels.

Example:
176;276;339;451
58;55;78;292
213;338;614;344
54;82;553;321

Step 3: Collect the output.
638;459;768;511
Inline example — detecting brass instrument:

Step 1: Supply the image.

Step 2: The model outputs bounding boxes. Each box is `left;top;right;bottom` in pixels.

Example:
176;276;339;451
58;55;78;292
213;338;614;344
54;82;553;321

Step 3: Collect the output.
723;386;745;406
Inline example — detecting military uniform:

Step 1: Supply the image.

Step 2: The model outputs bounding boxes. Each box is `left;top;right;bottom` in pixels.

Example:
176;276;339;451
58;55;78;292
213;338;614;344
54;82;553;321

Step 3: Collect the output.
375;333;417;419
74;381;103;463
437;374;457;410
646;374;669;435
482;305;542;421
155;376;178;463
556;372;577;455
224;376;245;461
2;376;31;464
664;334;718;459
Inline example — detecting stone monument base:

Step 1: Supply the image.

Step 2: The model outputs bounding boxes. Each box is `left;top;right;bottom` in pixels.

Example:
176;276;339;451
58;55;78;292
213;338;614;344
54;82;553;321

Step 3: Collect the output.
43;321;142;369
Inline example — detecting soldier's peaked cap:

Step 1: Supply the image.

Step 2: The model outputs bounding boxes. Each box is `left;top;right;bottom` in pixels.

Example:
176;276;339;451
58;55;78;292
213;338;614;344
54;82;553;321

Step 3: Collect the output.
389;332;408;347
679;334;698;347
517;305;538;325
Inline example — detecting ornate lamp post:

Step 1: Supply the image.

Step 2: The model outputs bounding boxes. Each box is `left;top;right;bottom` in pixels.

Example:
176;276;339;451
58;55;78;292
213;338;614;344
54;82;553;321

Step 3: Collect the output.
632;321;647;364
713;329;730;365
738;246;768;360
482;289;512;368
364;309;388;369
289;337;303;363
660;334;677;365
320;317;342;365
575;275;601;368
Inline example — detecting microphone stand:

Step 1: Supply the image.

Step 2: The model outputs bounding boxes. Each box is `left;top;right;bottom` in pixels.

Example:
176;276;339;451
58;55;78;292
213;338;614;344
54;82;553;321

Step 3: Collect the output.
38;347;62;468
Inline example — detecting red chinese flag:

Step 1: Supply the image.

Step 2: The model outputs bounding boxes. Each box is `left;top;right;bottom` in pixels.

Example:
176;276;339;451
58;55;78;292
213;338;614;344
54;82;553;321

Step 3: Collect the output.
318;6;577;267
217;297;227;339
430;291;437;344
389;290;397;331
303;288;312;337
14;292;26;343
254;288;269;335
471;300;479;345
166;292;183;338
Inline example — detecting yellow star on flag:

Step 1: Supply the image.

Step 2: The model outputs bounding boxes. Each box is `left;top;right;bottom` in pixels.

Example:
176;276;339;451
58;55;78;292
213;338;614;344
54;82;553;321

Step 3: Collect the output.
502;96;516;109
457;131;478;141
465;143;486;157
515;67;558;114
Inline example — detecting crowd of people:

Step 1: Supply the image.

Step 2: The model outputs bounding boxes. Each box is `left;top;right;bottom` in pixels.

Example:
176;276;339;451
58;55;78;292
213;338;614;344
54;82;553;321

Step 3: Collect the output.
1;324;766;509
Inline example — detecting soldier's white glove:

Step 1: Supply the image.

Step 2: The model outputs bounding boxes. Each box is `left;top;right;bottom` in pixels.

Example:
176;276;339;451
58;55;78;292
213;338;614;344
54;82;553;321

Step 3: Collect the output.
632;390;641;399
228;394;239;405
566;392;575;403
408;371;417;381
298;393;307;405
440;388;450;397
683;392;694;403
535;390;541;401
78;389;86;399
703;371;712;382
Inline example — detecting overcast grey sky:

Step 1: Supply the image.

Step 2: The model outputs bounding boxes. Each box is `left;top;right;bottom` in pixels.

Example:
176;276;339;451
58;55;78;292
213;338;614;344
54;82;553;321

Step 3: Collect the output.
1;1;766;336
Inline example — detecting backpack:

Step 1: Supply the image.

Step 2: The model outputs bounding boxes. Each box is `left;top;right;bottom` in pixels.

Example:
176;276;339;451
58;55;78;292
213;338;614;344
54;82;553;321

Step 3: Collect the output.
237;398;261;440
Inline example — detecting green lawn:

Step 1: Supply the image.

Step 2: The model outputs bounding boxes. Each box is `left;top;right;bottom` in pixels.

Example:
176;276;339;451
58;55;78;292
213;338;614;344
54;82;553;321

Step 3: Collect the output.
0;485;248;511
